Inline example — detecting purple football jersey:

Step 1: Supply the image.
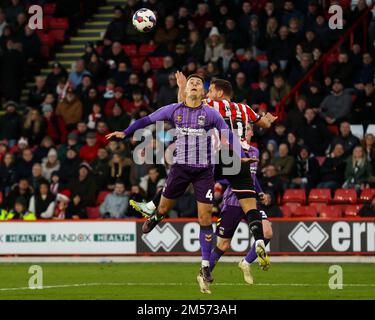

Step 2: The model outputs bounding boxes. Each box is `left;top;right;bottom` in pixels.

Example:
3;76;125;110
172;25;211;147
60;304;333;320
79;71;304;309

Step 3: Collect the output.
124;102;239;168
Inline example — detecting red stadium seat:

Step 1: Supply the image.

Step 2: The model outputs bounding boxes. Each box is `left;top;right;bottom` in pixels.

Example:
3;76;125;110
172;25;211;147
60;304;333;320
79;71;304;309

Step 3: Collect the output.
327;125;339;136
344;204;363;217
123;44;137;57
139;44;156;56
43;3;56;15
43;16;52;30
309;202;327;214
149;56;164;69
283;189;306;204
359;189;375;203
319;205;342;218
38;33;54;47
86;206;101;219
40;45;52;58
49;18;69;30
96;191;110;205
291;206;317;218
283;202;301;216
308;189;331;203
49;29;66;43
130;57;145;71
280;204;292;217
333;189;357;204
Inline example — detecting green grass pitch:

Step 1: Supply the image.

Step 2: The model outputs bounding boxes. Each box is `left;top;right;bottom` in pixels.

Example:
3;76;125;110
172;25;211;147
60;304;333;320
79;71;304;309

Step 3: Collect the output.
0;263;374;300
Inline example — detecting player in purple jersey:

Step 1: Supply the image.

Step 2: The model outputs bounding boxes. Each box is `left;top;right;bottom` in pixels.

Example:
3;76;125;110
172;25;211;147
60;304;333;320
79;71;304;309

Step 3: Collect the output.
106;74;244;292
209;123;273;287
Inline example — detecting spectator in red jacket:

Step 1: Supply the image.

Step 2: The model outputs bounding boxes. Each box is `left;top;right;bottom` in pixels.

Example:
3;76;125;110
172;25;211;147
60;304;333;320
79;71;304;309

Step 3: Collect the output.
79;132;99;163
96;121;110;148
42;104;67;145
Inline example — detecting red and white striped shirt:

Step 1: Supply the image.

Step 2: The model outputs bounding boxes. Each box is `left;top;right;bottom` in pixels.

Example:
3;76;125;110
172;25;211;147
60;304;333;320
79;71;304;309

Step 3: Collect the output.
205;98;260;141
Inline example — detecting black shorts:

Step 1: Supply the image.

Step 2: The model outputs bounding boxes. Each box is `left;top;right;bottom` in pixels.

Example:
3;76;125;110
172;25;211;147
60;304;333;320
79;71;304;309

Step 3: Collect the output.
214;149;256;200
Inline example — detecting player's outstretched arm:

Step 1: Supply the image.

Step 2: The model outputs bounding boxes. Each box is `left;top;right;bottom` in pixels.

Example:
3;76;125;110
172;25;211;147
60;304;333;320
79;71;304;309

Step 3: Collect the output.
175;71;187;103
105;131;126;140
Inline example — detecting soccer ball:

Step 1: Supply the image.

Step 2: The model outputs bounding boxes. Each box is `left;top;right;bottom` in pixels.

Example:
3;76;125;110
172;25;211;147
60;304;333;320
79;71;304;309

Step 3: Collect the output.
132;8;157;33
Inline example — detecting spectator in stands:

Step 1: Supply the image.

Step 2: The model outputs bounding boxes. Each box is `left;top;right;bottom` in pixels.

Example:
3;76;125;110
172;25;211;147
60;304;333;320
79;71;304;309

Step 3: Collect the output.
251;78;270;106
327;52;355;88
107;103;131;133
271;143;295;184
305;81;324;109
297;108;331;156
103;42;131;73
173;43;188;70
20;25;40;70
22;108;45;146
156;55;177;88
104;6;126;43
285;95;307;130
15;148;34;180
91;148;110;191
240;49;260;84
139;167;165;202
52;190;70;219
58;147;80;185
352;82;375;128
204;27;224;63
86;102;103;130
3;196;36;220
270;74;291;111
268;26;295;67
232;72;251;103
33;136;55;163
56;87;83;131
363;134;375;170
79;132;99;164
193;2;211;31
41;148;60;181
107;152;131;189
290;145;320;190
187;30;205;64
29;163;44;192
28;180;56;219
288;53;314;88
157;73;178;106
42;104;67;145
354;53;375;88
0;101;22;147
317;143;346;190
0;152;16;194
327;121;360;158
46;62;68;91
343;145;373;191
68;162;97;208
154;15;180;53
4;177;33;211
68;59;91;89
260;164;285;207
100;181;129;218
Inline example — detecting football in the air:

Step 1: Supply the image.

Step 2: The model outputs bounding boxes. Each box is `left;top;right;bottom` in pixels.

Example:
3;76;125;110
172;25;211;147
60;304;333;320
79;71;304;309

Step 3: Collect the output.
132;8;156;33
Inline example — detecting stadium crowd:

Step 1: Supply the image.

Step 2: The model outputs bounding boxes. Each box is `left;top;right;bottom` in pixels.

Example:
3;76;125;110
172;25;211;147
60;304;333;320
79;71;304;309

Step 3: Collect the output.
0;0;374;220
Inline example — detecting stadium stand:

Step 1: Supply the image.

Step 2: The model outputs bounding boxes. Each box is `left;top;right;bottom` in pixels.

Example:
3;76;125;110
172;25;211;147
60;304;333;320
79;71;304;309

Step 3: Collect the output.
0;0;374;220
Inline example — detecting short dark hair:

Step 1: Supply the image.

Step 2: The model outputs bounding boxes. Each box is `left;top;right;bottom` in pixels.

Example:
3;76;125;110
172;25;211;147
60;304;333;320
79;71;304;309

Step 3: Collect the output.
187;73;204;84
210;79;233;98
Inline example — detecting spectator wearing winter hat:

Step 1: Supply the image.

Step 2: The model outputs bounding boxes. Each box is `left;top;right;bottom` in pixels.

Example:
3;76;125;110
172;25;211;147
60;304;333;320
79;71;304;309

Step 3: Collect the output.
79;132;100;163
57;132;81;162
204;26;224;63
29;179;56;219
68;162;98;207
53;189;70;219
41;148;60;181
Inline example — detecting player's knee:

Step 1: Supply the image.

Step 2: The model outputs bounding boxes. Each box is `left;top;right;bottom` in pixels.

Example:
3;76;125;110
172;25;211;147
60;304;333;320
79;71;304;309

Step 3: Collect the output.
198;214;212;226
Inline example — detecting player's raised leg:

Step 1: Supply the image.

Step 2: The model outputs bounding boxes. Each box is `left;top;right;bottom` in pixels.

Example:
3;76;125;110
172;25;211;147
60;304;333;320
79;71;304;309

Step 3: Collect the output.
130;190;161;217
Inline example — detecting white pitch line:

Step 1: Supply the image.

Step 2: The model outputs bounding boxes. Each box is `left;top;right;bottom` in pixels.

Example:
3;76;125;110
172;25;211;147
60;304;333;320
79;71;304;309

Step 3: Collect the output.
1;282;375;292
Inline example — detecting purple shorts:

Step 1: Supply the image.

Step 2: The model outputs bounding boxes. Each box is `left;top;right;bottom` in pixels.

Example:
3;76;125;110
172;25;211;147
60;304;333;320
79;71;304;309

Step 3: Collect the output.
216;205;268;238
162;164;215;204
